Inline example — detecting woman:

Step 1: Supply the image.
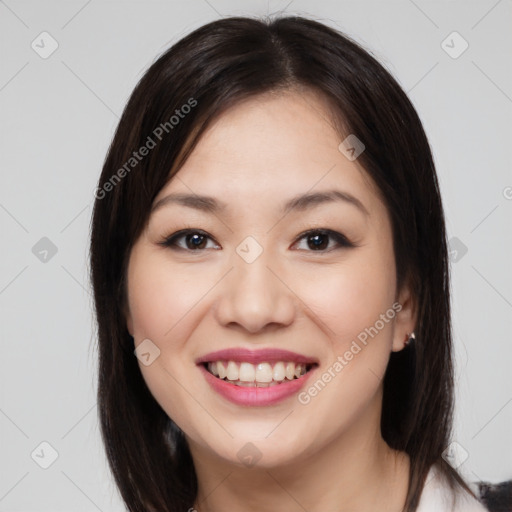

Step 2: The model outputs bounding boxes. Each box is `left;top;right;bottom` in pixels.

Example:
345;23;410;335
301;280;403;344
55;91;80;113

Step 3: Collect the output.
89;15;489;512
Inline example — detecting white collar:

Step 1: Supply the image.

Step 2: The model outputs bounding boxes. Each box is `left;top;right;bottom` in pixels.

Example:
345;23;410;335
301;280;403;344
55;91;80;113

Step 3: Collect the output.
416;464;488;512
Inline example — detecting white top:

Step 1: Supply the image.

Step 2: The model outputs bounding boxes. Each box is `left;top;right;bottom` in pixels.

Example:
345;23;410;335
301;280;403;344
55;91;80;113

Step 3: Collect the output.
416;465;488;512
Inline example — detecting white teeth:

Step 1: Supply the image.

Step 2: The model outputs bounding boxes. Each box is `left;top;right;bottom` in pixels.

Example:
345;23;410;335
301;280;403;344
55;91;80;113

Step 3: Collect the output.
217;361;226;379
255;363;273;383
285;362;295;380
209;361;218;376
272;362;285;382
236;381;256;387
239;362;256;382
206;360;311;385
226;361;238;381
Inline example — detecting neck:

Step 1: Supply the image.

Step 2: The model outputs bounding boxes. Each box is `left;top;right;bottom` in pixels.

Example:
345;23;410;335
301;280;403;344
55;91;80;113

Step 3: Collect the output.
189;392;410;512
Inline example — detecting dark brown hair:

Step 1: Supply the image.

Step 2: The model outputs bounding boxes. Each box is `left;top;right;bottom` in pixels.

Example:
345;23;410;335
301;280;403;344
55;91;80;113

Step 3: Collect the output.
89;14;477;511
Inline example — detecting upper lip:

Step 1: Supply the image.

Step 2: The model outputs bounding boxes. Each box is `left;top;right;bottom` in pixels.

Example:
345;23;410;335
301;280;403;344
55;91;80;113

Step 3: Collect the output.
195;348;319;365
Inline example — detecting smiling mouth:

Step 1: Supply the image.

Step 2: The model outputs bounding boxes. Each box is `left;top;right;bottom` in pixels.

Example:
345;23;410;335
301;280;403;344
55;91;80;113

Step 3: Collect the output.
201;361;318;387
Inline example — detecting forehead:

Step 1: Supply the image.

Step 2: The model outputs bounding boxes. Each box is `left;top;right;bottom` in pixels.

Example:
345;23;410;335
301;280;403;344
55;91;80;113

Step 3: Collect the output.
153;90;383;218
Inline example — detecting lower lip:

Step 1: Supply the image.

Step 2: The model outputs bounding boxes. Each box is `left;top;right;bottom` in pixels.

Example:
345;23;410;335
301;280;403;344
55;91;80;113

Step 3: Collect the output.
198;364;316;406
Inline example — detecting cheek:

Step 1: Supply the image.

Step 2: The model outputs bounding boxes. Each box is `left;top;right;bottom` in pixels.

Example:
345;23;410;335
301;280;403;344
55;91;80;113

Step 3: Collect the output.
127;250;207;341
126;252;204;431
294;255;397;429
126;249;226;418
299;258;395;339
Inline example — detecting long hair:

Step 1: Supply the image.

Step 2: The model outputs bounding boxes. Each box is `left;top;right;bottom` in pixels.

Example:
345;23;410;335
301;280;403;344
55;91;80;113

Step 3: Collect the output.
89;15;476;511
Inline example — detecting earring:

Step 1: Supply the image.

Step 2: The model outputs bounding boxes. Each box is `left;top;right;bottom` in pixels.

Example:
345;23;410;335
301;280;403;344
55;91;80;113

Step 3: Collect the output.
404;331;416;346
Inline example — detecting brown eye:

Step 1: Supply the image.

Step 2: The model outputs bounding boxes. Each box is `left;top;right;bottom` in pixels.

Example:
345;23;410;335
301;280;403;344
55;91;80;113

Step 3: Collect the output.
159;229;220;251
293;229;354;252
184;233;207;250
306;232;329;250
159;228;354;253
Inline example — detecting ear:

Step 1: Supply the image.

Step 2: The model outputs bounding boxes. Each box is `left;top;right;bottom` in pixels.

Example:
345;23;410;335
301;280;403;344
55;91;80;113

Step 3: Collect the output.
392;277;418;352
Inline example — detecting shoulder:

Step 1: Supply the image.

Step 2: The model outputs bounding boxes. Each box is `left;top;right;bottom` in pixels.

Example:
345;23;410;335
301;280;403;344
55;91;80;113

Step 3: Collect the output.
416;465;489;512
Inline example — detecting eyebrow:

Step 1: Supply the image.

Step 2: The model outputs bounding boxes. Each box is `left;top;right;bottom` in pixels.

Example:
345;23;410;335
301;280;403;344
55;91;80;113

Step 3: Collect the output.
151;189;369;217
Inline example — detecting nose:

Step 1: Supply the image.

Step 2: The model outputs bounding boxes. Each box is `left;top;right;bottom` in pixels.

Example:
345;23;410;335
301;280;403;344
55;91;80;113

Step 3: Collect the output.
213;249;296;334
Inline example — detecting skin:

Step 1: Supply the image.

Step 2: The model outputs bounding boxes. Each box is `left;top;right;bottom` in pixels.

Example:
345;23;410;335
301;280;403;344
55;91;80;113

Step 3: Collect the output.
125;88;418;512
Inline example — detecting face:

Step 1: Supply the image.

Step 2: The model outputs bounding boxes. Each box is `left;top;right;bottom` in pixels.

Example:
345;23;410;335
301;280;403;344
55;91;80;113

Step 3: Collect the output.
125;89;416;469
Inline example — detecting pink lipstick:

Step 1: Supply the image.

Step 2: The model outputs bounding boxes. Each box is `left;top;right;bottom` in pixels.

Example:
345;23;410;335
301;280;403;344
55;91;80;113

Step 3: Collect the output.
196;348;319;406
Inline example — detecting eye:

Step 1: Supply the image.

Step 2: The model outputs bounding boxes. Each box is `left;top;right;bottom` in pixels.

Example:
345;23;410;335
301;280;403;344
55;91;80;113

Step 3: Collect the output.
159;229;220;251
292;229;354;252
158;228;355;253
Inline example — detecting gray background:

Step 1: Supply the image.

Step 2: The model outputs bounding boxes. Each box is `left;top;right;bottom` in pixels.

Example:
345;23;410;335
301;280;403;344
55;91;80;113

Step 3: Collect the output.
1;0;511;510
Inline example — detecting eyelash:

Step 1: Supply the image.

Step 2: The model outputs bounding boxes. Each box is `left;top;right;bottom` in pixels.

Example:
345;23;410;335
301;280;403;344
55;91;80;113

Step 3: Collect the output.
158;228;356;253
